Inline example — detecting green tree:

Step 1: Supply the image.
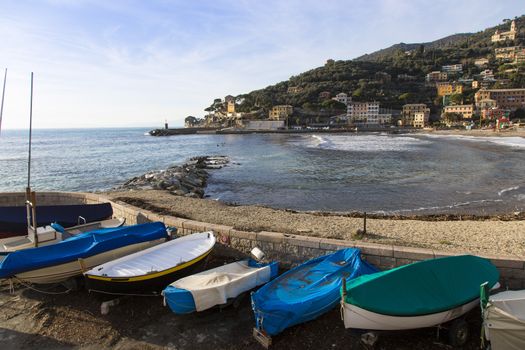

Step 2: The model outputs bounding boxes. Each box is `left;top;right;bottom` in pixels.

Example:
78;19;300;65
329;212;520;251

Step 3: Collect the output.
449;93;463;105
442;112;463;125
320;99;347;111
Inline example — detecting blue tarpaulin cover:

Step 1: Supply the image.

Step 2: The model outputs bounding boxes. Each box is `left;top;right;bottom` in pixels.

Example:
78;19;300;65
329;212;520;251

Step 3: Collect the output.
0;202;114;234
251;248;378;336
0;221;167;278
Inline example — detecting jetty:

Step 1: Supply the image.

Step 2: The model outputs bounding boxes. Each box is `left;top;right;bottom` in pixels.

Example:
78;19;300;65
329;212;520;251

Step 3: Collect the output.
148;126;413;136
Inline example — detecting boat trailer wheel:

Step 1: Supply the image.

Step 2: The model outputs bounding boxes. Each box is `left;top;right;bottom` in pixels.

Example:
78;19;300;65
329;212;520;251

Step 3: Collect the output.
448;318;469;346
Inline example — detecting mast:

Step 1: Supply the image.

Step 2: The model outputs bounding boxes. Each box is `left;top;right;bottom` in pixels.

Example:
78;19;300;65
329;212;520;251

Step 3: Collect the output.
0;68;6;136
28;72;33;189
26;72;38;245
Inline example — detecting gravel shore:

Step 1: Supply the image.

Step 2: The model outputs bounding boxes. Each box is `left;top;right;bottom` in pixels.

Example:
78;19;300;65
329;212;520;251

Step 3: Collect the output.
107;190;525;257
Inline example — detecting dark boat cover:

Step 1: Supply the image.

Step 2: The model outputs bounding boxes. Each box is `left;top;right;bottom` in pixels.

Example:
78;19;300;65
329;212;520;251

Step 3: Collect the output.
0;203;113;234
0;222;167;278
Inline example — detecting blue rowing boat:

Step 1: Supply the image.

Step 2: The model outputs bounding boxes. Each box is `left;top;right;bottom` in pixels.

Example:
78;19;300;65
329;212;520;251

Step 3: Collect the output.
251;248;377;336
0;221;168;284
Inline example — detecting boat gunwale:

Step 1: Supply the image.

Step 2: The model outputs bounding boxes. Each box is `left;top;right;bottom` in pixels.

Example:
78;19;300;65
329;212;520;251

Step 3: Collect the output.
85;247;214;283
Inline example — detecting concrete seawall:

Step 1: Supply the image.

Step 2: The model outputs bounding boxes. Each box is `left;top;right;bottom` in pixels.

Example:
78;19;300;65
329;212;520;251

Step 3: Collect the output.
3;191;524;289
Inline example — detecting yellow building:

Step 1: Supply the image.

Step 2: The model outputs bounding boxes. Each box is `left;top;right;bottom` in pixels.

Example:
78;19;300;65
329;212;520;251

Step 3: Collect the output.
269;105;293;120
491;20;517;42
495;46;522;61
402;104;430;127
436;82;463;97
225;95;235;113
443;105;474;119
287;86;301;94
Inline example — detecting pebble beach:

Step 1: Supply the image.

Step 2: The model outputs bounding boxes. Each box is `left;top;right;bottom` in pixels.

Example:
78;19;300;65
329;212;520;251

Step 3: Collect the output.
107;189;525;257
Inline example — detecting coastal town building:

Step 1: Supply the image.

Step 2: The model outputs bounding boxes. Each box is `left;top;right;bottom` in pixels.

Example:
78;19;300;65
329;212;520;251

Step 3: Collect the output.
268;105;293;121
436;82;463;97
474;58;489;67
412;112;428;128
472;80;480;89
318;91;331;100
477;99;497;110
402;104;430;127
397;74;417;81
443;104;474;119
479;69;495;80
441;64;463;73
224;95;236;113
332;92;351;106
491;20;517;42
425;71;448;82
347;101;383;125
458;78;473;85
475;88;525;110
481;107;505;120
287;86;302;94
244;120;285;130
495;46;522;61
515;49;525;64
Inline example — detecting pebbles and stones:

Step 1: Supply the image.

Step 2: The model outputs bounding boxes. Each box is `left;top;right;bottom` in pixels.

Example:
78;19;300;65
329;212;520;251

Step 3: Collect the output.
117;156;229;198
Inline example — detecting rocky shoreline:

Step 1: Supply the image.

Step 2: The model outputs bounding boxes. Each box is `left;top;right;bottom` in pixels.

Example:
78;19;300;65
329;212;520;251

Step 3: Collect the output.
116;156;229;198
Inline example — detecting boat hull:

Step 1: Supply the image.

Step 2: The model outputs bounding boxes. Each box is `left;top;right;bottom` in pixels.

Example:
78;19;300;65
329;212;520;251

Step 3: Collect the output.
84;232;216;295
343;298;478;330
85;249;211;295
13;239;165;284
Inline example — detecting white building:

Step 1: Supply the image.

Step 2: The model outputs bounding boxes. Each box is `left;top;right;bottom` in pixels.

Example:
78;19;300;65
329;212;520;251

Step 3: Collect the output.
441;64;463;73
413;112;428;128
332;92;351;106
474;58;489;67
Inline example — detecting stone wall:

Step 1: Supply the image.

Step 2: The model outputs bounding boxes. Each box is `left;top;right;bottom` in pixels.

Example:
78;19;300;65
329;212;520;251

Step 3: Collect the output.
3;191;524;289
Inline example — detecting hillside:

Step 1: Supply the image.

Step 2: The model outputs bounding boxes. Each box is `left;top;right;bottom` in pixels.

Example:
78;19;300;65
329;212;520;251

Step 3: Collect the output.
205;15;525;122
354;33;472;62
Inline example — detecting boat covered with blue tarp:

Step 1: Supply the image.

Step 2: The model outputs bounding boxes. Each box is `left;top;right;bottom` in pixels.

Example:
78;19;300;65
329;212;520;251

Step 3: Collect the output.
0;221;168;283
251;248;377;336
0;202;114;236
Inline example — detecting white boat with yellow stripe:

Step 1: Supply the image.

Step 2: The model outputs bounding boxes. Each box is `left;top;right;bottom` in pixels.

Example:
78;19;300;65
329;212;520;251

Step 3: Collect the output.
83;231;216;295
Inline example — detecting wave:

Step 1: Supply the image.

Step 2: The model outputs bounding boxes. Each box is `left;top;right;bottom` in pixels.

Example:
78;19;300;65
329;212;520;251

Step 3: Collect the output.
422;134;525;149
311;134;328;145
303;134;430;152
498;186;520;196
375;198;505;215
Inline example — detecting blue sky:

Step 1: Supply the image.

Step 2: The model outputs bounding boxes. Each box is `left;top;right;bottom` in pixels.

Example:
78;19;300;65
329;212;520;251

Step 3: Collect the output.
1;0;524;129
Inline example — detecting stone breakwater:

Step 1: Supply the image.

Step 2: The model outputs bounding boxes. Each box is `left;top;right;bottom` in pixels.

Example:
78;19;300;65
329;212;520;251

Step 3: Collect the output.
117;156;229;198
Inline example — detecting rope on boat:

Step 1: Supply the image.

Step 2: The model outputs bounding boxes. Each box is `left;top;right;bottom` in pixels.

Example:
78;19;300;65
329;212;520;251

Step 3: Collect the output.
10;277;72;295
87;289;162;297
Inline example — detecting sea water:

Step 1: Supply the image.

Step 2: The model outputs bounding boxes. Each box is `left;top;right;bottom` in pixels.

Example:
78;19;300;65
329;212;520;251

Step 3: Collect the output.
0;128;524;215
